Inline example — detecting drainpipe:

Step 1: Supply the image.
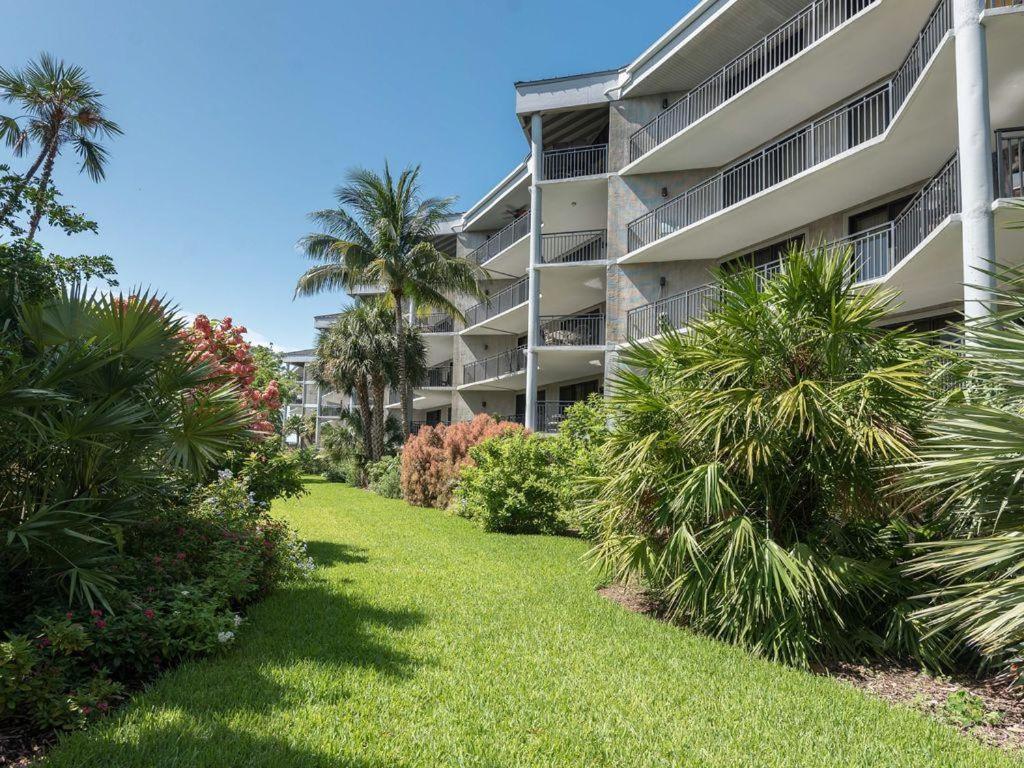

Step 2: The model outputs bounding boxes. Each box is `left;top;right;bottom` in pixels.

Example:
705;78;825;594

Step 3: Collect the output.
953;0;997;322
525;112;543;432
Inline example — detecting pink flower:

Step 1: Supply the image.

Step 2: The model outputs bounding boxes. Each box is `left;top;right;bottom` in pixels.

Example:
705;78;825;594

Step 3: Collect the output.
175;551;186;561
94;619;107;629
143;609;155;620
90;609;103;618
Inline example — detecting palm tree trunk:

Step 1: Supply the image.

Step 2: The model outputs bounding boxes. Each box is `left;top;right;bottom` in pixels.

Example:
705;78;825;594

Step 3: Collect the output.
369;373;386;462
27;138;59;242
354;375;373;473
393;293;411;435
0;145;48;227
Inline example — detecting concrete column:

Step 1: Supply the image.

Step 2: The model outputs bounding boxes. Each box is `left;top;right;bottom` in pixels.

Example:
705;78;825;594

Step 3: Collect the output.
953;0;997;321
525;112;543;431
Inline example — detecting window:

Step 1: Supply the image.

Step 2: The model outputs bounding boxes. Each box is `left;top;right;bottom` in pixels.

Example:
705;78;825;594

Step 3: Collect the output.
849;195;915;235
721;235;805;274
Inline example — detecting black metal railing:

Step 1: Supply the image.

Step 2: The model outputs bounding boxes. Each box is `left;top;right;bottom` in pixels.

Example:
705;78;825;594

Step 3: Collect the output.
540;230;607;263
629;0;878;162
424;362;453;388
464;277;529;328
462;346;527;385
319;405;343;418
535;400;584;433
409;418;451;435
626;0;952;253
537;312;605;346
414;312;454;333
543;144;608;181
467;211;530;266
997;127;1024;199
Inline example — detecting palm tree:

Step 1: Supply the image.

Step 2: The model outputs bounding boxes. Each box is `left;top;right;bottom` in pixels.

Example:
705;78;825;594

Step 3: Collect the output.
901;260;1024;677
588;247;939;667
295;164;481;433
0;53;121;239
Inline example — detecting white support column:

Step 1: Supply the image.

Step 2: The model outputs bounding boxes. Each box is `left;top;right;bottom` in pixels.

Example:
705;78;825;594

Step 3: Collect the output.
525;113;544;431
953;0;997;321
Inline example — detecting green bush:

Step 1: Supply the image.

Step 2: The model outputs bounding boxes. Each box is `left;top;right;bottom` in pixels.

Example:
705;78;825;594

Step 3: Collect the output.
453;432;565;534
0;473;314;744
223;436;306;506
367;455;402;498
551;395;609;537
295;446;325;475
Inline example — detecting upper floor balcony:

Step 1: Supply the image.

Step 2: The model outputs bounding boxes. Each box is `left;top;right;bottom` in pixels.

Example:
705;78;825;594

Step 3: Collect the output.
542;144;608;182
471;225;608;276
618;143;1019;342
423;361;454;388
462;345;527;387
622;0;958;265
463;277;529;332
537;312;606;347
467;212;530;267
413;312;454;334
623;0;939;175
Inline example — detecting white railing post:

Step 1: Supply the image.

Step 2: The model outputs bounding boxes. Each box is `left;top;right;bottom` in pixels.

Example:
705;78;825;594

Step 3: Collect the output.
525;113;543;432
953;0;997;322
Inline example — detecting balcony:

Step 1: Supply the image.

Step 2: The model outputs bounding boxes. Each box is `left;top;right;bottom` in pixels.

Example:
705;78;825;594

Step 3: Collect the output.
542;144;608;181
463;277;529;330
996;127;1024;199
629;0;880;164
414;312;454;334
625;0;954;261
538;312;605;347
625;153;962;340
423;362;453;388
540;230;607;264
462;346;527;386
467;212;529;267
409;418;451;436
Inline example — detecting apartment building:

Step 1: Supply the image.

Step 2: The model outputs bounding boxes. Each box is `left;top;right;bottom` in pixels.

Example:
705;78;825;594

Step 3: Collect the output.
297;0;1024;440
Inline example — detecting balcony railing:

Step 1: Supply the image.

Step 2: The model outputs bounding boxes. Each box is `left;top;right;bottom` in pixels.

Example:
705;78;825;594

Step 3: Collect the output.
414;312;454;333
626;0;952;253
996;127;1024;199
543;144;608;181
424;362;453;388
467;212;530;266
462;345;527;385
541;230;607;264
507;401;587;432
464;276;529;328
629;0;877;162
409;418;451;436
626;153;963;340
538;312;606;347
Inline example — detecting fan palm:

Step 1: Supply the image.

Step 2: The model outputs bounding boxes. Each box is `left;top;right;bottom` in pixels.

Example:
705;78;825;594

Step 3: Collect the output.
588;247;939;666
295;164;481;433
0;53;121;239
902;261;1024;674
1;288;251;609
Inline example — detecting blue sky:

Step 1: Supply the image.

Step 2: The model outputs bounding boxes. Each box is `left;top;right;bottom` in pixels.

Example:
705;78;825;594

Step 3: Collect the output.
3;1;691;350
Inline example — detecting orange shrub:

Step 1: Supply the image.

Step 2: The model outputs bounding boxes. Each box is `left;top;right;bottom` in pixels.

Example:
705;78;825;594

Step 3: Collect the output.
400;415;523;508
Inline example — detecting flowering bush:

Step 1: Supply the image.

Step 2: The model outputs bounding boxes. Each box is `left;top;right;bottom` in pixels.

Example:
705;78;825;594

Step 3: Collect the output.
179;314;281;433
400;415;523;508
0;473;314;744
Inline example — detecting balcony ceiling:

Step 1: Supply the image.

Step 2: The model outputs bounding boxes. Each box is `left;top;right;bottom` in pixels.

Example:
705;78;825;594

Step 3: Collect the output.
623;0;810;98
522;107;609;150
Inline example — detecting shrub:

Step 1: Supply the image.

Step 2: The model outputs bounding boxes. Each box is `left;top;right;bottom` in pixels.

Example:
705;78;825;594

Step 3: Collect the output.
453;432;565;534
589;248;938;668
0;472;314;744
223;436;305;506
400;415;523;508
294;445;325;475
367;455;402;498
551;395;609;537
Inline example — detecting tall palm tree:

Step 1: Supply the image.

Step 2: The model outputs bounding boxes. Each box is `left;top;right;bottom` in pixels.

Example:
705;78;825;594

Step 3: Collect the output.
295;164;481;433
0;53;121;239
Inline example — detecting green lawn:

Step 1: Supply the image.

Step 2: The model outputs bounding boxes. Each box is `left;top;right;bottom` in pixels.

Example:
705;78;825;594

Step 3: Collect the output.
46;481;1018;767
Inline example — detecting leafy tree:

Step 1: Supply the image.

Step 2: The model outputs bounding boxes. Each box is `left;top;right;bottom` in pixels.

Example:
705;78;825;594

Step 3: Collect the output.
588;247;939;667
295;164;480;432
0;54;121;240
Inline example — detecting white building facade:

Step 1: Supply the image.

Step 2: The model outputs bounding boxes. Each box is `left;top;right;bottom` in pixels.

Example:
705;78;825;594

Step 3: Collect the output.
300;0;1024;438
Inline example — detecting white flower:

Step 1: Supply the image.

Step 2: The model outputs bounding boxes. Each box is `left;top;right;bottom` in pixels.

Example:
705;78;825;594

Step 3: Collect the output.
233;613;244;627
217;469;234;481
217;630;235;643
247;492;256;504
180;590;190;597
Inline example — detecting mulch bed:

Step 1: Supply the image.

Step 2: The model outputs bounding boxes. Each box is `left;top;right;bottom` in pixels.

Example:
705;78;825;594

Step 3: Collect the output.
597;581;1024;751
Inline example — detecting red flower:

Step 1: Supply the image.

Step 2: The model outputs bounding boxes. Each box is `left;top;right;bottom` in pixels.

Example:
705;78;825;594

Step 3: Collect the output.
175;551;186;561
94;619;107;629
65;611;74;620
143;609;156;620
90;609;103;618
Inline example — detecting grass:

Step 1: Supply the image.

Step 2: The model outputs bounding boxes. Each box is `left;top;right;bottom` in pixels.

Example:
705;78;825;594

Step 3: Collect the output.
45;481;1020;767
